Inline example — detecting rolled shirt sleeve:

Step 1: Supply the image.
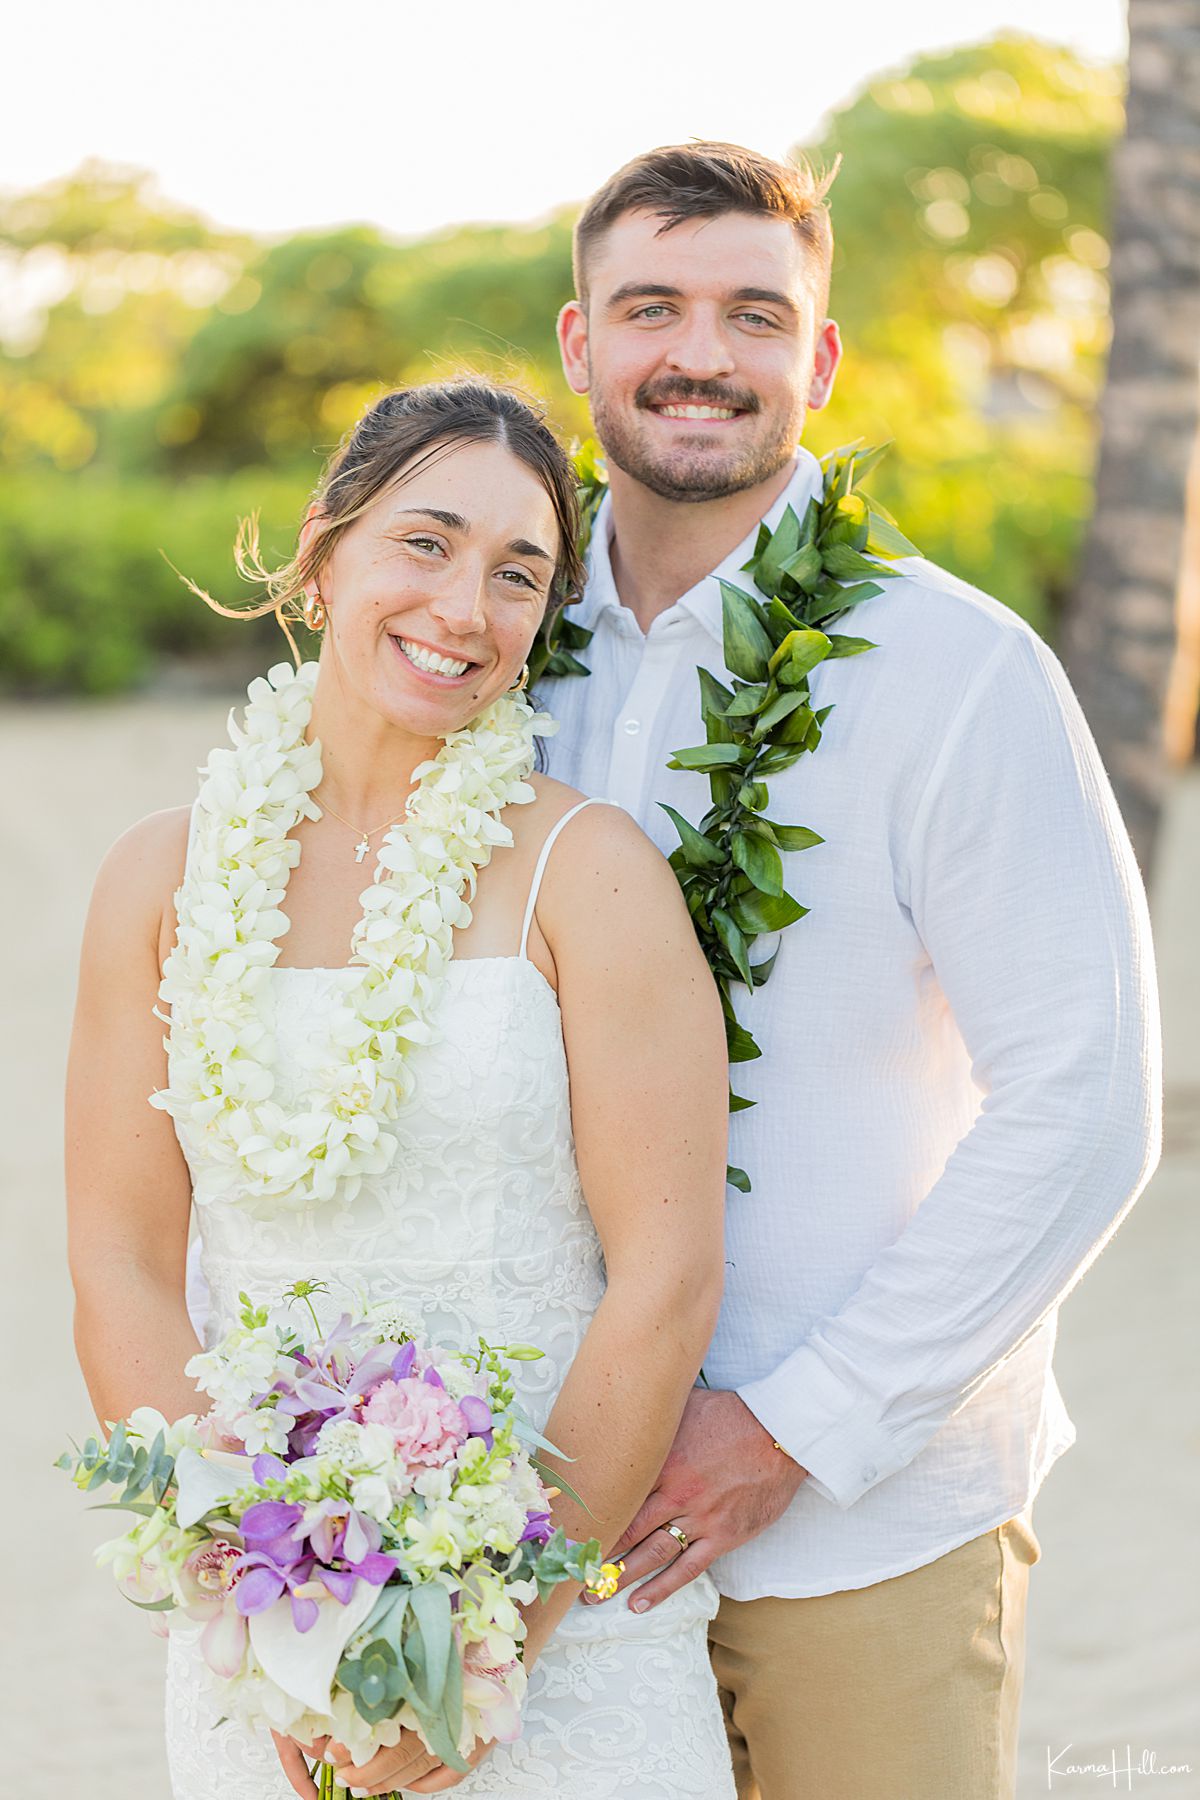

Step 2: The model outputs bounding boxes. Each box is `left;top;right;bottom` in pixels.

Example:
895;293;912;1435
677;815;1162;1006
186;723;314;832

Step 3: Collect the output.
738;626;1163;1509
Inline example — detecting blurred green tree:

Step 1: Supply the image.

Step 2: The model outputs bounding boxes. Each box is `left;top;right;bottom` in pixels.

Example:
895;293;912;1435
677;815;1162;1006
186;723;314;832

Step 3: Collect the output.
0;35;1125;692
802;34;1122;633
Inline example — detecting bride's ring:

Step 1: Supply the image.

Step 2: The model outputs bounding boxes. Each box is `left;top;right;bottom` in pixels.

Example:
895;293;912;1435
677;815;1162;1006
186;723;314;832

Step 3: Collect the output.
663;1522;689;1553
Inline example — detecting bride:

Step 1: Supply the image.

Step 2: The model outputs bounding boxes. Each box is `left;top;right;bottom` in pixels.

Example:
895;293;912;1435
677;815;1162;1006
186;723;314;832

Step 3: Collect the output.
65;379;736;1798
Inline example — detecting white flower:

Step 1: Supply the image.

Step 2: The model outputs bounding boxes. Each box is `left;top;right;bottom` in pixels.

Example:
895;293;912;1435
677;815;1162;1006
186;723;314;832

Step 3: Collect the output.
186;1327;287;1409
229;1406;291;1457
438;1358;487;1404
150;659;550;1218
365;1297;423;1344
126;1406;201;1458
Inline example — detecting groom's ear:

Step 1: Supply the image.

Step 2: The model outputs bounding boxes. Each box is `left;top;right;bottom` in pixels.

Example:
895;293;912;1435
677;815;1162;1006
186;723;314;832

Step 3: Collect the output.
557;300;590;396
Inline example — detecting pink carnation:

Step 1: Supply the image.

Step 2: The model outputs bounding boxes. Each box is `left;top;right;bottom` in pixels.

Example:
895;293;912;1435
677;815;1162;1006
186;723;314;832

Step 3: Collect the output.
362;1377;468;1467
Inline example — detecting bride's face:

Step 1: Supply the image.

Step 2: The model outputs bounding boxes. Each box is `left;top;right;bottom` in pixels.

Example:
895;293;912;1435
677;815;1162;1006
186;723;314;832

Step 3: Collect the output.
306;438;560;736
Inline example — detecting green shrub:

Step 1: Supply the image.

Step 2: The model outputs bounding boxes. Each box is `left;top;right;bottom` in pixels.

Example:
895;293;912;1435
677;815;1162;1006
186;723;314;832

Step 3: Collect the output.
0;470;311;695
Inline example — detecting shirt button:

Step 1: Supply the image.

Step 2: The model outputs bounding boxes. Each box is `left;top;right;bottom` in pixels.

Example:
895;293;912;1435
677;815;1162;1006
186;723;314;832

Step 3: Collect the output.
623;718;641;735
862;1464;877;1483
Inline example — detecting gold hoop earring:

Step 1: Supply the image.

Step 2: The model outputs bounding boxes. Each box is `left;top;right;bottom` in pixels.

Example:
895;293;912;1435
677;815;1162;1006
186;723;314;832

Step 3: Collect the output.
303;590;326;633
510;663;530;694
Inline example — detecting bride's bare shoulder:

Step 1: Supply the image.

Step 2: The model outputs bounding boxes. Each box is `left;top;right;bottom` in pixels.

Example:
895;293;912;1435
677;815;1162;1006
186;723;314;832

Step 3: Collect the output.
522;778;682;918
85;805;192;950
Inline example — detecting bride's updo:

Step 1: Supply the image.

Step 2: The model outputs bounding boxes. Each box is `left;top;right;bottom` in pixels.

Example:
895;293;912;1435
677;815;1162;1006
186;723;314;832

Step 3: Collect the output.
189;379;586;657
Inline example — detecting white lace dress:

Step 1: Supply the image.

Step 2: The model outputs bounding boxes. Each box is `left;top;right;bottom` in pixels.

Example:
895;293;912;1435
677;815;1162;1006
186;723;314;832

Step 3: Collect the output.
164;800;736;1799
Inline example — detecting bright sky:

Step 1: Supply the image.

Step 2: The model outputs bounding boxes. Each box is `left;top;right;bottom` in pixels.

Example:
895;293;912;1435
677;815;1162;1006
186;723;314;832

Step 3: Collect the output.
6;0;1125;238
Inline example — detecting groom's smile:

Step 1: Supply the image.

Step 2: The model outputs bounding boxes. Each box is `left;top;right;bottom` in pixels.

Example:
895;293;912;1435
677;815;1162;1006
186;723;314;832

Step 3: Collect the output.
558;208;839;505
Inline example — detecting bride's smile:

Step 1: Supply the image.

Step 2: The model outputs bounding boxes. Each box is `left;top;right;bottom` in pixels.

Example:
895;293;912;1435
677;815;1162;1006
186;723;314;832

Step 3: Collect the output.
300;437;561;757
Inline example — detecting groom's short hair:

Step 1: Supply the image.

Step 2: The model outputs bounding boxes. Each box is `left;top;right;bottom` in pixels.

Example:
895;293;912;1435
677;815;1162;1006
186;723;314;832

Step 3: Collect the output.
573;140;838;312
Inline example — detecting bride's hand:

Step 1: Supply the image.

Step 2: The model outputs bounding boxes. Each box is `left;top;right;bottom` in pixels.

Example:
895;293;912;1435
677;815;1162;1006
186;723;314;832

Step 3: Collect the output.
271;1729;325;1798
403;1737;495;1792
324;1728;456;1795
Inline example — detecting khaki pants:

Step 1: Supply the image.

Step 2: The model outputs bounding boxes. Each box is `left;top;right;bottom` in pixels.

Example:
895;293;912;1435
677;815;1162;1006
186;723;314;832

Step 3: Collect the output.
708;1513;1040;1800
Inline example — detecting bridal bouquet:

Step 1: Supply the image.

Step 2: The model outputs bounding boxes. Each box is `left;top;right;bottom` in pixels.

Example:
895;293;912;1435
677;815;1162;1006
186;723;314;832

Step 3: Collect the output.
58;1282;611;1790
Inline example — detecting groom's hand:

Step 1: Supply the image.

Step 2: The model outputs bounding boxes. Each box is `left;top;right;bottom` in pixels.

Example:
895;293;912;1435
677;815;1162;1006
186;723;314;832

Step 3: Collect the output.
590;1389;808;1613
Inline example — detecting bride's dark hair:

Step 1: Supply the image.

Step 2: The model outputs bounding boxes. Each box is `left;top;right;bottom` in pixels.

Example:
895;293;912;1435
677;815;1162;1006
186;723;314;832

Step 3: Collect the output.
182;378;585;661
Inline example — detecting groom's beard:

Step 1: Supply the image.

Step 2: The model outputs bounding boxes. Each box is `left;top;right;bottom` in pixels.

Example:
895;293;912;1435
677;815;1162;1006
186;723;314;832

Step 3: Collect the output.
590;378;803;503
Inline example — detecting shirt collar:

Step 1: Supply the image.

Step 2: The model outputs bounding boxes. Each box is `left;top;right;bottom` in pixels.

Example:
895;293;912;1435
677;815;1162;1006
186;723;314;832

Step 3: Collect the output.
579;445;825;647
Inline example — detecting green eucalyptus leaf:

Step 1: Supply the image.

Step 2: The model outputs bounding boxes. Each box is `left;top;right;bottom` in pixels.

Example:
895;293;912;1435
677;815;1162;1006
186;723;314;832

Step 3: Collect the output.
731;831;784;896
719;581;774;680
408;1582;452;1712
659;804;724;868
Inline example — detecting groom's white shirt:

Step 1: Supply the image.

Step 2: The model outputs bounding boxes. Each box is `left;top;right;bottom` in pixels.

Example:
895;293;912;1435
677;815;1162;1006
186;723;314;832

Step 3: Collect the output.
540;446;1162;1601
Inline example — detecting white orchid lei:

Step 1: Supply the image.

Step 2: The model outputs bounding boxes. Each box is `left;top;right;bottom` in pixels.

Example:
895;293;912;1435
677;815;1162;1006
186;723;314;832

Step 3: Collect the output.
151;659;552;1216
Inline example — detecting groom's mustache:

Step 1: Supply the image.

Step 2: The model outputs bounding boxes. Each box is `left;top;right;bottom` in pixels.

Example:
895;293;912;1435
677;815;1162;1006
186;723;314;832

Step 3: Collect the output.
635;380;760;414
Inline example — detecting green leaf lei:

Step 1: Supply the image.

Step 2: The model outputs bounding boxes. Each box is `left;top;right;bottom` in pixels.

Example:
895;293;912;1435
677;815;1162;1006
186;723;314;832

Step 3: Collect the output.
530;441;919;1192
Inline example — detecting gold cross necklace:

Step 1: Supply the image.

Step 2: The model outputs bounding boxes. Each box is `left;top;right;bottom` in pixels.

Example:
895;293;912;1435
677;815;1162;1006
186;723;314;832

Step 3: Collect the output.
315;791;411;863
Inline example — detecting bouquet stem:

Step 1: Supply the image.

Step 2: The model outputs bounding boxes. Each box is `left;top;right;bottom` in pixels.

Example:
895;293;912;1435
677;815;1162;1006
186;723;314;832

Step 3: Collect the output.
312;1757;400;1800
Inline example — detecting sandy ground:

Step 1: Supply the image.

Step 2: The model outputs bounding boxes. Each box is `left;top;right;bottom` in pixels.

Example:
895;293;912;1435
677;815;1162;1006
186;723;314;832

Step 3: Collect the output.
4;690;1197;1799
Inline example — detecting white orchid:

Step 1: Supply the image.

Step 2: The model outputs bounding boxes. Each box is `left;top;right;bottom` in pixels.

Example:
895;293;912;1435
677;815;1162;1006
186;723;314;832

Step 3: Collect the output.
150;659;551;1217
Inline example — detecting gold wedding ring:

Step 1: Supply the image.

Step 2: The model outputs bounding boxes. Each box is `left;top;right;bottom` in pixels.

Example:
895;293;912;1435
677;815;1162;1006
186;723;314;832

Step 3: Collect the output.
663;1522;690;1552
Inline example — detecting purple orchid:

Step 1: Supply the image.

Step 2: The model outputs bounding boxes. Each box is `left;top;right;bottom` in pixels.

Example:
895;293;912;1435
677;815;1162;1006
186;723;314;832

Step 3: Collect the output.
232;1500;319;1631
293;1500;398;1605
520;1509;553;1544
459;1394;495;1451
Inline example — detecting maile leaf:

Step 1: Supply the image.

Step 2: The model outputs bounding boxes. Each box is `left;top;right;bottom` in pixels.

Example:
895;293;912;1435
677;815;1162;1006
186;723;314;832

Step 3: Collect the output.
712;908;754;988
726;1165;752;1193
667;742;745;771
659;804;724;868
731;832;784;897
761;821;824;853
719;581;774;681
729;889;810;934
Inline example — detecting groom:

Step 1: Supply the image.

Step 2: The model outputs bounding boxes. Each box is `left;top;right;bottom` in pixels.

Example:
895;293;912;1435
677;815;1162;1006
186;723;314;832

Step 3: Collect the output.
539;142;1162;1799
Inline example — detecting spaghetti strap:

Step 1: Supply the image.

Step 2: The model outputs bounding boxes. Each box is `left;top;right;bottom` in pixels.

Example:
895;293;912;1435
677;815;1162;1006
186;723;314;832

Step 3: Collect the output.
518;798;618;961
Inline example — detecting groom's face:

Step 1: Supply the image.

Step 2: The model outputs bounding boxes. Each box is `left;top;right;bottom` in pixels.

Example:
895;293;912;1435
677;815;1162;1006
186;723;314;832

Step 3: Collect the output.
559;208;838;503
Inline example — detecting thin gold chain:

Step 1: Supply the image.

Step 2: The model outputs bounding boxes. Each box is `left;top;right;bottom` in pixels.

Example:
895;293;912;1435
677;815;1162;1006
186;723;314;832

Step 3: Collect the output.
313;789;410;861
